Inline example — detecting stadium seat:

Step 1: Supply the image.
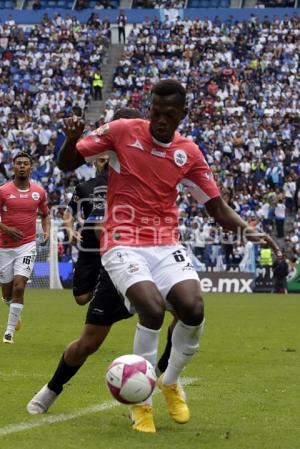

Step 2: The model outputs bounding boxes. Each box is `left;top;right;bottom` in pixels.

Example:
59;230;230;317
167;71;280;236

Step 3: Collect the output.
4;0;15;7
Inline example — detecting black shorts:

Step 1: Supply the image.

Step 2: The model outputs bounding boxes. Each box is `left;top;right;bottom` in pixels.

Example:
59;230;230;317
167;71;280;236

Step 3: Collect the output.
72;251;101;297
85;268;133;326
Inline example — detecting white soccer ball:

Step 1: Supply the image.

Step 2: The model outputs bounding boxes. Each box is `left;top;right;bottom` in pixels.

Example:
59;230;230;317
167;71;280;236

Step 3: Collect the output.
105;354;157;404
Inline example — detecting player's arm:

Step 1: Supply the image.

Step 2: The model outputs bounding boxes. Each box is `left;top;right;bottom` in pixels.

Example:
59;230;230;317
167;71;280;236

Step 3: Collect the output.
0;222;24;241
41;214;51;244
184;151;281;256
63;208;82;245
39;190;51;244
63;184;83;245
205;196;281;255
57;116;86;171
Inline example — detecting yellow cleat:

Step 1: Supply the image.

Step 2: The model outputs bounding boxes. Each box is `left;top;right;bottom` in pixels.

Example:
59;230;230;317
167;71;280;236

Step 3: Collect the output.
3;333;14;344
15;319;21;331
158;375;190;424
129;404;156;433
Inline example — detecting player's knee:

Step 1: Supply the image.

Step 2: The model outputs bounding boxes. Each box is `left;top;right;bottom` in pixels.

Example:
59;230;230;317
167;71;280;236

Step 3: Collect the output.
12;282;26;298
139;302;165;329
180;294;204;326
74;294;91;306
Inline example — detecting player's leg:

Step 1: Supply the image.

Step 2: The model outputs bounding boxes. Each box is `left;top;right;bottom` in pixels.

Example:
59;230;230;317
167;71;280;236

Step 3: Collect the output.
153;246;204;423
1;281;13;305
3;242;37;342
72;252;101;305
0;249;14;308
156;312;178;376
158;279;204;424
3;275;28;342
102;247;165;432
27;269;132;414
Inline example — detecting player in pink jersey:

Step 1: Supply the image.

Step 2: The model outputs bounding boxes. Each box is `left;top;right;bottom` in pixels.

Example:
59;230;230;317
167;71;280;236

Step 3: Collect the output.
0;152;50;344
57;80;281;433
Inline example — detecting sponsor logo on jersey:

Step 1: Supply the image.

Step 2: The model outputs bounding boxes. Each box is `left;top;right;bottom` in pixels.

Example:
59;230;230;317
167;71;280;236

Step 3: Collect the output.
151;149;166;158
95;123;110;136
174;149;187;167
8;194;16;199
182;262;194;271
128;139;144;151
32;192;40;201
20;194;28;198
127;263;140;274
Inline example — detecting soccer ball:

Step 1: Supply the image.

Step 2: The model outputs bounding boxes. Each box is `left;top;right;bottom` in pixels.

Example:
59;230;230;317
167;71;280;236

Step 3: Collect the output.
105;354;157;404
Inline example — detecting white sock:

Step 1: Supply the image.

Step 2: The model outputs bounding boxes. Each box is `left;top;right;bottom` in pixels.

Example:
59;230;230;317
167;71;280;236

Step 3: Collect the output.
2;297;12;305
6;303;24;336
162;319;205;385
133;323;160;405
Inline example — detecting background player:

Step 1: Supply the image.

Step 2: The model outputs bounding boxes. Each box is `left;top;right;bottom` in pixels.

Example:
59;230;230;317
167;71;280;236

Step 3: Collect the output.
61;79;280;433
0;152;50;344
63;155;109;305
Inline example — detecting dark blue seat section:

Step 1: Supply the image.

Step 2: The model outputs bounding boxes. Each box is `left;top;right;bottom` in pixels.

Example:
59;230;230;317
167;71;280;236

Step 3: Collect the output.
187;0;230;7
23;0;75;8
0;0;16;8
23;0;119;7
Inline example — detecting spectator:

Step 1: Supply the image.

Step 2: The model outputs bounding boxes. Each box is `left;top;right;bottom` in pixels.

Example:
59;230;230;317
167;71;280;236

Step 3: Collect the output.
117;10;127;44
92;70;104;101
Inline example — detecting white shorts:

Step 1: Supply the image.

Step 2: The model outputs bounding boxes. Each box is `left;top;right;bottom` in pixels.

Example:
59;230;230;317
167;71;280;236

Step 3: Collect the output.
101;244;200;312
0;241;37;283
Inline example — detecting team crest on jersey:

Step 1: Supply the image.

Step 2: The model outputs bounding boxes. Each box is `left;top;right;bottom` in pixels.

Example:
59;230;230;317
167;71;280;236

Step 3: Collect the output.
127;263;140;274
32;192;40;201
174;149;187;167
95;123;110;136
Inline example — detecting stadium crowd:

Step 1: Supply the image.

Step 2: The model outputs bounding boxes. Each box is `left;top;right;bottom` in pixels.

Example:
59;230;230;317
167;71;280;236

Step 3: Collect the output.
1;11;300;269
104;11;300;267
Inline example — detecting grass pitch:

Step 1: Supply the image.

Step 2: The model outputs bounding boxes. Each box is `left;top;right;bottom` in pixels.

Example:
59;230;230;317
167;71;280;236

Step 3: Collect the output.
0;290;299;449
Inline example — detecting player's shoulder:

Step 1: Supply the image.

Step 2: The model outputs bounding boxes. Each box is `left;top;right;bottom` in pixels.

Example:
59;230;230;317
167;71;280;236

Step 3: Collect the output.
0;180;14;194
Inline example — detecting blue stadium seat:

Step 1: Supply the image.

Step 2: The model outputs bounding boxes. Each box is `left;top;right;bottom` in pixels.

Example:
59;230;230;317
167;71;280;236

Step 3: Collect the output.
4;0;15;7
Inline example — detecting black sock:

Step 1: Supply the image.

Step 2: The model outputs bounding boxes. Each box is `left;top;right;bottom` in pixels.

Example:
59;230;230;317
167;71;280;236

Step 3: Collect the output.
48;354;83;395
157;326;173;374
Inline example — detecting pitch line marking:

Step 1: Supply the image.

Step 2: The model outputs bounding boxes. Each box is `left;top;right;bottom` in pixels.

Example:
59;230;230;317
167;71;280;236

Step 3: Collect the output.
0;377;197;437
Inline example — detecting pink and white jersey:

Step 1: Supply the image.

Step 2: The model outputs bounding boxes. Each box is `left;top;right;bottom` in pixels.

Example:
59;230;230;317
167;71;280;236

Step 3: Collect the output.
0;181;48;248
76;118;220;252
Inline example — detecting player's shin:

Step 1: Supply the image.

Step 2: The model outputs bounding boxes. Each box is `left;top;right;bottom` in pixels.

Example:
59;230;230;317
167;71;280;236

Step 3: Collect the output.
48;354;83;395
133;323;160;404
162;319;205;385
5;303;24;337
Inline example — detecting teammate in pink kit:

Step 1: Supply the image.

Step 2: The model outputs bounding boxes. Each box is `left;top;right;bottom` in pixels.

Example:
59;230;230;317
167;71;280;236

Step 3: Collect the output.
0;152;50;344
57;80;281;432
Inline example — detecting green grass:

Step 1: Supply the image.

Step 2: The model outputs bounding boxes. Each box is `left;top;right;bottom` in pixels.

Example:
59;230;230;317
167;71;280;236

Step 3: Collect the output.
0;290;299;449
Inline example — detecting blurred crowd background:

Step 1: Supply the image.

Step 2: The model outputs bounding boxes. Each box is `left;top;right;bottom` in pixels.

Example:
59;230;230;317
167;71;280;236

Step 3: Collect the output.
1;7;300;271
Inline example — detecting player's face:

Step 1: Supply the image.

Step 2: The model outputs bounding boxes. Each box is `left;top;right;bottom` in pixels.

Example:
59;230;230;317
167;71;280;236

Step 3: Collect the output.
95;156;109;173
13;157;32;179
149;94;186;143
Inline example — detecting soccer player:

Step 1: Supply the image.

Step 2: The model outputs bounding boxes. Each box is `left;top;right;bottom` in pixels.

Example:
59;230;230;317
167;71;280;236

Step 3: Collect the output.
0;152;50;344
27;109;178;420
63;155;109;305
53;79;281;433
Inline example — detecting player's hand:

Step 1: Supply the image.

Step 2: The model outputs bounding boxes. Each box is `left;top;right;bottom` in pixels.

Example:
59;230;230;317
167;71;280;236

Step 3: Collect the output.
5;226;24;241
63;115;85;141
67;229;82;245
244;227;282;257
42;232;49;245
